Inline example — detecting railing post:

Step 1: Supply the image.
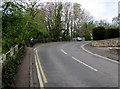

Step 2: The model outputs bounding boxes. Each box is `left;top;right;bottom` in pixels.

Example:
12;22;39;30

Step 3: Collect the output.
15;45;18;53
10;47;14;56
2;44;19;63
2;54;6;62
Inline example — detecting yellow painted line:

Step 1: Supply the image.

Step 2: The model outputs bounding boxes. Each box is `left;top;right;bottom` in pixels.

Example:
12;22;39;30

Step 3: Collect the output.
34;48;37;51
35;54;44;88
36;50;48;83
81;43;119;64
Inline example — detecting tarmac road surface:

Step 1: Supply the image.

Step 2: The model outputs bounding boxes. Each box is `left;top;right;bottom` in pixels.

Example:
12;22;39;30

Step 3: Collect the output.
35;42;118;87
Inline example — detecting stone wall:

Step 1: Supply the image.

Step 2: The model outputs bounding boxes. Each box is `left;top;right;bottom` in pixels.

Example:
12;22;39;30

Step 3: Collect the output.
92;38;120;47
109;48;120;55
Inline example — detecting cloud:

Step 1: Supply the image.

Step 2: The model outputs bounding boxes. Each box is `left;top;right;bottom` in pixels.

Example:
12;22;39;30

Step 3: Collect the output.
75;0;119;22
60;0;119;22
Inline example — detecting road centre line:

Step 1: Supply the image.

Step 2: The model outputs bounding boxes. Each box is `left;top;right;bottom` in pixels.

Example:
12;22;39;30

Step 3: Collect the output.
72;56;98;72
61;49;68;54
35;54;44;87
36;50;48;83
81;43;119;64
60;48;98;71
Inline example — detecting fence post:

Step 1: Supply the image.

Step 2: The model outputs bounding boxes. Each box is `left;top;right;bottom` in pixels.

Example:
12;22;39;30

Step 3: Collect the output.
10;47;14;56
2;44;19;63
15;45;18;53
0;56;2;64
0;58;2;88
2;54;6;62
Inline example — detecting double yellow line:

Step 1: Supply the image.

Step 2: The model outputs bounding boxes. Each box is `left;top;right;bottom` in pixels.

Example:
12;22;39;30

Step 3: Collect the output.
34;48;48;88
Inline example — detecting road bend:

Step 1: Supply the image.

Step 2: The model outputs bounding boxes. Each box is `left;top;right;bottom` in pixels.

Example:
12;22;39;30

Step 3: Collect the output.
35;42;118;87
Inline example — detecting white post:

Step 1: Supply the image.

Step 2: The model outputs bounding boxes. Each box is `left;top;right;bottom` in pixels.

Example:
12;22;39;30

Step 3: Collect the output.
15;45;18;53
2;54;6;62
10;47;14;56
0;56;1;87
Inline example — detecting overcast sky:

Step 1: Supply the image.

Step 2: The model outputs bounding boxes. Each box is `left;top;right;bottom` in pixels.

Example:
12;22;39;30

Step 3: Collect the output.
42;0;119;23
75;0;119;23
2;0;119;23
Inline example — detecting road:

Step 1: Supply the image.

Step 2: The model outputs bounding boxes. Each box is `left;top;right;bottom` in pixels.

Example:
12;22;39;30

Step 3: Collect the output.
35;41;118;87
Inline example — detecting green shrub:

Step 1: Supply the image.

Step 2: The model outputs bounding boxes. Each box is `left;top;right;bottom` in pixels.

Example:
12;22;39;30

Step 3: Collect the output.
106;28;119;39
2;45;25;87
92;26;106;40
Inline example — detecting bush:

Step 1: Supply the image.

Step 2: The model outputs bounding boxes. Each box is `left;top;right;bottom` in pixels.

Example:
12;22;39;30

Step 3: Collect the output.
92;26;106;40
2;45;25;87
106;28;119;39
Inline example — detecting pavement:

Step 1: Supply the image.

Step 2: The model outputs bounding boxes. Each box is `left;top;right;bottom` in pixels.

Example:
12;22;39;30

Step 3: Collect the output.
15;47;39;87
15;47;31;87
14;42;119;88
84;42;119;61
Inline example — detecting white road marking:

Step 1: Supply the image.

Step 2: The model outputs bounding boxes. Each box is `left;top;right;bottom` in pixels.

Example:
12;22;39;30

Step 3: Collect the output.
81;43;119;64
61;49;68;54
72;56;98;71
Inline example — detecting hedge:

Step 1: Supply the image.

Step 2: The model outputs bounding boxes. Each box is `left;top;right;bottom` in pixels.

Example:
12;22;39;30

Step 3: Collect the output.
92;27;119;40
106;28;119;39
92;26;106;40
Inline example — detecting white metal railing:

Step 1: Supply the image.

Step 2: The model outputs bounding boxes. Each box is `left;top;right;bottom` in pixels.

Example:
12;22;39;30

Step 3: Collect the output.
0;45;18;64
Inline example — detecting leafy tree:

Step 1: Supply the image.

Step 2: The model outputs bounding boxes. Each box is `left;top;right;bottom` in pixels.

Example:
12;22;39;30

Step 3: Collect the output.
2;2;27;52
79;22;95;40
53;2;63;41
2;2;49;52
61;2;72;41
